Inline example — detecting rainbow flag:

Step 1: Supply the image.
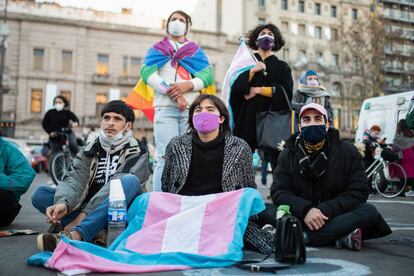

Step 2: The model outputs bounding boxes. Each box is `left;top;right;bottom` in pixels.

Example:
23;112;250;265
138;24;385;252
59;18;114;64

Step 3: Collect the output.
126;37;216;122
27;189;265;274
221;40;257;129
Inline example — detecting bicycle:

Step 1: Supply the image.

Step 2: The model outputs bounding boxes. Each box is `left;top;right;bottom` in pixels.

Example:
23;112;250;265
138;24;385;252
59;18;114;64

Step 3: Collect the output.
366;143;407;198
49;128;74;185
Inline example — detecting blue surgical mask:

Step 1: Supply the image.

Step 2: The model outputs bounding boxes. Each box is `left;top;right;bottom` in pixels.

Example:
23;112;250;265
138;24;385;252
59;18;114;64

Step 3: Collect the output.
301;125;327;144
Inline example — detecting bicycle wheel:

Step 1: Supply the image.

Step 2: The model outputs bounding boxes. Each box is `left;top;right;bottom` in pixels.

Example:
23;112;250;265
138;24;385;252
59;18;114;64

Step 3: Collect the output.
375;162;407;198
371;169;386;193
50;152;72;184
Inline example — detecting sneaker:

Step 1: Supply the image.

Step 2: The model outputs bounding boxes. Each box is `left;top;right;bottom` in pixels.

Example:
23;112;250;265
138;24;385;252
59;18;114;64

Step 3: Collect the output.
37;231;74;252
335;228;362;251
47;222;63;233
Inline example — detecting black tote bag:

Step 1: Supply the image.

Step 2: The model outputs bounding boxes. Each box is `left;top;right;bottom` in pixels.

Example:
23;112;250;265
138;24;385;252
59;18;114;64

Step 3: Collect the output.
256;86;297;151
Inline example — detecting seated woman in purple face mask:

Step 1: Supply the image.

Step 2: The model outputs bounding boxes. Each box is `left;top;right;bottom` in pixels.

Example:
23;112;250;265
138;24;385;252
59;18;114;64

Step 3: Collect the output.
161;94;277;254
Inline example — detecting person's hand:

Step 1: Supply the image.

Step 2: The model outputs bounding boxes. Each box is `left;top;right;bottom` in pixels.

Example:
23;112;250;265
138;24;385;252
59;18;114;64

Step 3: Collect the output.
64;212;86;232
50;132;58;138
177;96;188;112
168;82;194;101
304;208;329;231
45;203;68;224
244;87;262;100
250;61;266;74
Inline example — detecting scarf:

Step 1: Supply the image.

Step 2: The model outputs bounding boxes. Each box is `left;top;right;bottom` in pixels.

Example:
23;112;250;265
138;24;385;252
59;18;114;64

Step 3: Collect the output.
98;130;132;154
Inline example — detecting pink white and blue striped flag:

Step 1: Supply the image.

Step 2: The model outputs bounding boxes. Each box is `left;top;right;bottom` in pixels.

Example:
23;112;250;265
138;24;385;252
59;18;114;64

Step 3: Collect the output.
27;188;265;275
221;40;256;128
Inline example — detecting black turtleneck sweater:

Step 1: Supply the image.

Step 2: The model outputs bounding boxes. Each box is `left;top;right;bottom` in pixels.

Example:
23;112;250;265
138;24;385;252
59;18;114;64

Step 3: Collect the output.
179;132;225;196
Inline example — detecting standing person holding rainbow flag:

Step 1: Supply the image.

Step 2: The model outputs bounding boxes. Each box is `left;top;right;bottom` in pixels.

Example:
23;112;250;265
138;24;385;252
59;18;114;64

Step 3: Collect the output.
223;23;293;171
126;10;215;191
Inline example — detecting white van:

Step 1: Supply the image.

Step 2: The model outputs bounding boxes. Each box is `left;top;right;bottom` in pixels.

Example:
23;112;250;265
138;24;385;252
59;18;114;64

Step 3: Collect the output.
355;91;414;143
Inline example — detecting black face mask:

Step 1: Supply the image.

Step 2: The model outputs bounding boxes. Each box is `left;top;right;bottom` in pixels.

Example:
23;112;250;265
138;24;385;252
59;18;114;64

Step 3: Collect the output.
301;125;327;144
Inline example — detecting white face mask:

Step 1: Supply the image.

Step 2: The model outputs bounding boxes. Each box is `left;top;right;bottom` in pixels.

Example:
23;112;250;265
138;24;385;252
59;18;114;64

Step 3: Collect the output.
307;80;319;87
99;125;127;142
168;20;186;37
55;103;64;111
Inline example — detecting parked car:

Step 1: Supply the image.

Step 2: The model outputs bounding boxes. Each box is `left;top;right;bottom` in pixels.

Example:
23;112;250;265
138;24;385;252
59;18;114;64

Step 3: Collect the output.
2;137;47;173
30;145;49;173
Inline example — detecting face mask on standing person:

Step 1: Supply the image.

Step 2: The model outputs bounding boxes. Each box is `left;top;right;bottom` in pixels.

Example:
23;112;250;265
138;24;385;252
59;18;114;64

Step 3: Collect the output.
168;20;187;37
54;103;64;111
257;34;274;51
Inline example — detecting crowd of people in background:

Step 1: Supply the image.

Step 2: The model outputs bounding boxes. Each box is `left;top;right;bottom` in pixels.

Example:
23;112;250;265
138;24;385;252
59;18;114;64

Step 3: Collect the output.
7;9;414;260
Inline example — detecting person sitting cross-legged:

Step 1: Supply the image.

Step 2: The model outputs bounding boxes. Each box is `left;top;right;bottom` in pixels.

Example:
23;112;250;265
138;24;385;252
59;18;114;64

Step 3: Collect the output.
32;100;150;251
271;103;392;251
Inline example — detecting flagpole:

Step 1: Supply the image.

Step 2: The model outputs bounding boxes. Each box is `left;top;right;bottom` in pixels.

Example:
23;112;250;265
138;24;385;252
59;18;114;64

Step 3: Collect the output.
240;37;267;77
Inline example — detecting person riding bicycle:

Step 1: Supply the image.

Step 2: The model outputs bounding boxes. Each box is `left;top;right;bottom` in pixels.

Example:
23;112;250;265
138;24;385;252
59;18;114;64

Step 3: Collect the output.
32;100;150;251
42;95;80;156
362;125;385;169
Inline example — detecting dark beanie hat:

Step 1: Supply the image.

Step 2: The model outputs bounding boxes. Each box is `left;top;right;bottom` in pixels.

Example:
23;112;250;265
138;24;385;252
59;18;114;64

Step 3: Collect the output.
101;100;135;123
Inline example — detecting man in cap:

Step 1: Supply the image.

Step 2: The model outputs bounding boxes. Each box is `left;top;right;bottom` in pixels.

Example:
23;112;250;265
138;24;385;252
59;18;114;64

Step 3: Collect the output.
32;100;150;251
271;103;391;251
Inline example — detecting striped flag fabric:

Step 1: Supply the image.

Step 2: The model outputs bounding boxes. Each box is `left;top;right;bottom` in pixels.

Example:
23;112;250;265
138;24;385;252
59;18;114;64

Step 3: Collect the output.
221;40;257;128
27;188;265;275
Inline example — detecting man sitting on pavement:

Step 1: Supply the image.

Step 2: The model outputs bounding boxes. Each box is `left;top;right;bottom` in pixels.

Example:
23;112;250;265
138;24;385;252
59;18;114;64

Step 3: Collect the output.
32;100;150;251
271;103;391;251
0;135;36;226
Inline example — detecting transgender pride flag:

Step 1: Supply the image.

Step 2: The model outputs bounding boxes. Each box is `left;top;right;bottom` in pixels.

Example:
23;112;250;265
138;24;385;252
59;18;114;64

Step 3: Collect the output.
221;40;257;129
27;189;265;275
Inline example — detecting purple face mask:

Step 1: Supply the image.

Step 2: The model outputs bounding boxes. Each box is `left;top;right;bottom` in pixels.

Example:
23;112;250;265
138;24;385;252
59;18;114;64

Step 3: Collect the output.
257;35;274;51
193;112;220;134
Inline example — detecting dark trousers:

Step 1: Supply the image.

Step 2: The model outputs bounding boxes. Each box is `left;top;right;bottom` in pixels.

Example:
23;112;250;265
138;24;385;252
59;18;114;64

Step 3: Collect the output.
306;203;381;246
0;189;21;227
269;150;280;172
50;132;79;156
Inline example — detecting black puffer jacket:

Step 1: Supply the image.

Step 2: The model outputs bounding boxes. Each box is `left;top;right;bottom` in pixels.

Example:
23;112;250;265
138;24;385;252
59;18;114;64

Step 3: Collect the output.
271;128;369;221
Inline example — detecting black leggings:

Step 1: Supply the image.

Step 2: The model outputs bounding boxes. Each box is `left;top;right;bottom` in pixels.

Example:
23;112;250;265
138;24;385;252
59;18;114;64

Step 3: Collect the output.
0;189;21;227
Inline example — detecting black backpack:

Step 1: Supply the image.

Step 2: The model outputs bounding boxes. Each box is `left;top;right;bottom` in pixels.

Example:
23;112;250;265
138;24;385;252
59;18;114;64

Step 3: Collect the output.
274;214;306;264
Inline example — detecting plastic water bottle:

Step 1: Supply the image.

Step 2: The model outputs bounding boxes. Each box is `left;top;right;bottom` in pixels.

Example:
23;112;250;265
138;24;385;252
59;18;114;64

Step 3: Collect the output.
107;179;127;247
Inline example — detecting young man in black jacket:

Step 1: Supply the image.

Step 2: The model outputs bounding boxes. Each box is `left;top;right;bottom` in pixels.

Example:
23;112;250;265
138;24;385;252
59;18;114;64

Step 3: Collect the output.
271;103;391;251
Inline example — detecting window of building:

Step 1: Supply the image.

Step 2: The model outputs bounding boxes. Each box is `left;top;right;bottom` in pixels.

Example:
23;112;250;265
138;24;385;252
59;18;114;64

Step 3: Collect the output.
33;48;44;71
281;0;288;11
299;50;307;60
281;21;289;33
352;110;359;131
333;108;341;129
60;90;71;103
299;24;306;36
332;53;339;66
96;54;109;75
352;56;360;72
315;3;321;15
316;51;323;63
352;8;358;21
258;17;266;25
283;48;290;60
121;56;128;77
331;5;337;17
315;26;322;39
130;57;142;77
331;28;338;41
61;50;73;74
31;89;43;113
331;82;342;97
298;0;305;13
96;93;108;117
258;0;265;8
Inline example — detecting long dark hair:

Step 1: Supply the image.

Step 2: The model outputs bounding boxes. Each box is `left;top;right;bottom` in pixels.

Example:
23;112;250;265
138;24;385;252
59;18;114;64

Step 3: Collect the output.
166;10;192;34
188;94;230;134
53;95;69;108
247;23;285;52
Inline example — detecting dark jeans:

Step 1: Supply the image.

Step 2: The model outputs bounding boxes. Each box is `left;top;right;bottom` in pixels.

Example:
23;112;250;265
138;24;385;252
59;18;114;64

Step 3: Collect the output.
306;203;381;246
50;132;79;156
261;160;270;185
0;189;21;227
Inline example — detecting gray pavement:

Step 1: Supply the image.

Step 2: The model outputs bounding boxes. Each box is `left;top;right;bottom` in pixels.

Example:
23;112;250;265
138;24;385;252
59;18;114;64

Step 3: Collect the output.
0;172;413;275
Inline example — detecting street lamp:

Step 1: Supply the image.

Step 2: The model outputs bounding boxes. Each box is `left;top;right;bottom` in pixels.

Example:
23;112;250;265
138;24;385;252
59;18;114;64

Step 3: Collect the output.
0;0;9;122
